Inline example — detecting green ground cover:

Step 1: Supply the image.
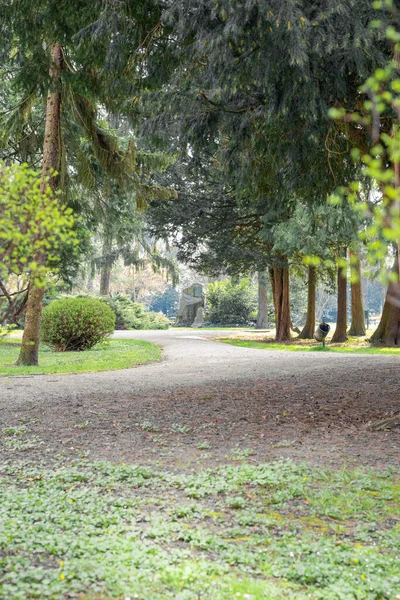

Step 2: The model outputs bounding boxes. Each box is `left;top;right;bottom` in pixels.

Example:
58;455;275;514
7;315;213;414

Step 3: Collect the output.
222;339;400;355
0;339;161;376
0;459;398;599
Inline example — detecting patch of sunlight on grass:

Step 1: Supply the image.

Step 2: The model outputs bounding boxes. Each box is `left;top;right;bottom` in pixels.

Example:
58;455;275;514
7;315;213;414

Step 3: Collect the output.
221;339;400;355
0;338;161;376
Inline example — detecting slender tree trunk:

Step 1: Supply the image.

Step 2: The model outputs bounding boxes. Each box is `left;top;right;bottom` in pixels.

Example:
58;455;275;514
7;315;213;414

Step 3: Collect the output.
270;264;291;341
87;272;94;293
298;265;316;339
132;266;137;302
331;262;348;343
100;234;113;296
370;50;400;345
348;251;366;336
256;270;268;329
370;259;400;346
17;44;62;366
394;47;400;285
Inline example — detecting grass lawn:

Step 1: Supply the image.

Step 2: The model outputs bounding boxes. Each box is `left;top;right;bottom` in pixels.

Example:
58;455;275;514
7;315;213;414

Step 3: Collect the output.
0;338;161;376
221;338;400;355
176;326;254;331
0;458;398;599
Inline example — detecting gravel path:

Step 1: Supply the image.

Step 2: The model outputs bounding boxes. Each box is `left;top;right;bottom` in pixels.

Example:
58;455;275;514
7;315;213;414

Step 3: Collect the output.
1;329;398;406
1;330;399;469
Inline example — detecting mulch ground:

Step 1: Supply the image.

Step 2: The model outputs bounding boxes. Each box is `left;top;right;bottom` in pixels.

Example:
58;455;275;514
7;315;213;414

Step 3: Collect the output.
1;364;399;470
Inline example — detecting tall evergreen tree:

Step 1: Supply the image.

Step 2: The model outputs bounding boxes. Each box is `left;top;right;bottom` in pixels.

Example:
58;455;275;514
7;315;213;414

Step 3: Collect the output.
1;0;166;364
143;0;389;339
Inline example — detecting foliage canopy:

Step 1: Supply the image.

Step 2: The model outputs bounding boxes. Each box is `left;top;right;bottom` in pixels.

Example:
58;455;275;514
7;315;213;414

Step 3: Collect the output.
0;162;75;287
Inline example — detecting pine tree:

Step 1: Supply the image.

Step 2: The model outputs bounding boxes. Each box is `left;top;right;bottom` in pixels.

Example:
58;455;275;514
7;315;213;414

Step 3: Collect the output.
143;0;388;339
1;0;166;364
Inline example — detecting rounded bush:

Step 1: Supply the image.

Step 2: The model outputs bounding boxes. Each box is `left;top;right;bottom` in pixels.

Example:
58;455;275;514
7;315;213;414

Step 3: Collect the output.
41;298;115;351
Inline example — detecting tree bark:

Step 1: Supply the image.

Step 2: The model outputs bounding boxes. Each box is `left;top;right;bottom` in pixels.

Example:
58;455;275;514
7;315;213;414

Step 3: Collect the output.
270;265;291;341
256;270;268;329
370;259;400;346
369;51;400;346
17;44;62;366
100;267;112;296
298;265;316;339
100;234;113;296
348;251;366;336
132;266;137;302
331;263;348;343
87;273;94;293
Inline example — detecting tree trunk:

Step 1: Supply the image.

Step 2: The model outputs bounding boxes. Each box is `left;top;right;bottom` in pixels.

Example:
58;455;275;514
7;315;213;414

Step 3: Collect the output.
132;266;137;302
256;270;268;329
348;251;366;336
270;265;291;341
298;265;316;339
331;263;348;343
100;235;113;296
370;51;400;345
370;259;400;346
100;268;111;296
17;44;62;366
87;273;94;293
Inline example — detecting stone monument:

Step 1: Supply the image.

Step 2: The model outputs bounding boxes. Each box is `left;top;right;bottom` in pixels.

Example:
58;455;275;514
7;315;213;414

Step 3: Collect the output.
175;284;204;326
191;306;204;328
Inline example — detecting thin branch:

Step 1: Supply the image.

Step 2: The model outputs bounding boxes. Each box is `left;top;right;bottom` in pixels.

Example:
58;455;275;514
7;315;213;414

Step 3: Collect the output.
0;285;29;300
124;21;162;73
199;91;258;114
0;90;36;116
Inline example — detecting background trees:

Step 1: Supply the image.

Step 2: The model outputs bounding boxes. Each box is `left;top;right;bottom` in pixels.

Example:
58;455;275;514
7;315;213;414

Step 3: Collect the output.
142;0;393;341
1;0;400;348
0;0;175;363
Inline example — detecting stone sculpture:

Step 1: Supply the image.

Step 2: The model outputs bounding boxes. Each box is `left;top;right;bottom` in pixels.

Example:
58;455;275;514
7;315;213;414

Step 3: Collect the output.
175;284;204;326
191;306;204;328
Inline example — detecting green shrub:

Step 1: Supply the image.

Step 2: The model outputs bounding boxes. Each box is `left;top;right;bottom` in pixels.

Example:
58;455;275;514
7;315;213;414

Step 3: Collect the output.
206;278;256;325
100;295;169;330
99;295;146;329
41;297;115;351
145;311;169;330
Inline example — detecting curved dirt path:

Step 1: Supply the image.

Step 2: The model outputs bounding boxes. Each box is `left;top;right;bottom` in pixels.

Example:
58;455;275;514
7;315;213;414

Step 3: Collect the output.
1;329;399;469
1;328;398;406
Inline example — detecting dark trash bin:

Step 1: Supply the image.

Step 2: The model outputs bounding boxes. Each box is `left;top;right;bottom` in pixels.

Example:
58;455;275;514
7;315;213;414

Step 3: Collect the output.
314;322;330;343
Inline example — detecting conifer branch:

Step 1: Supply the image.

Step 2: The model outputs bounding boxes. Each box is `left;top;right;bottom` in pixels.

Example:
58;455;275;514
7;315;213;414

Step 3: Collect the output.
0;91;36;116
125;21;162;73
198;91;256;114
